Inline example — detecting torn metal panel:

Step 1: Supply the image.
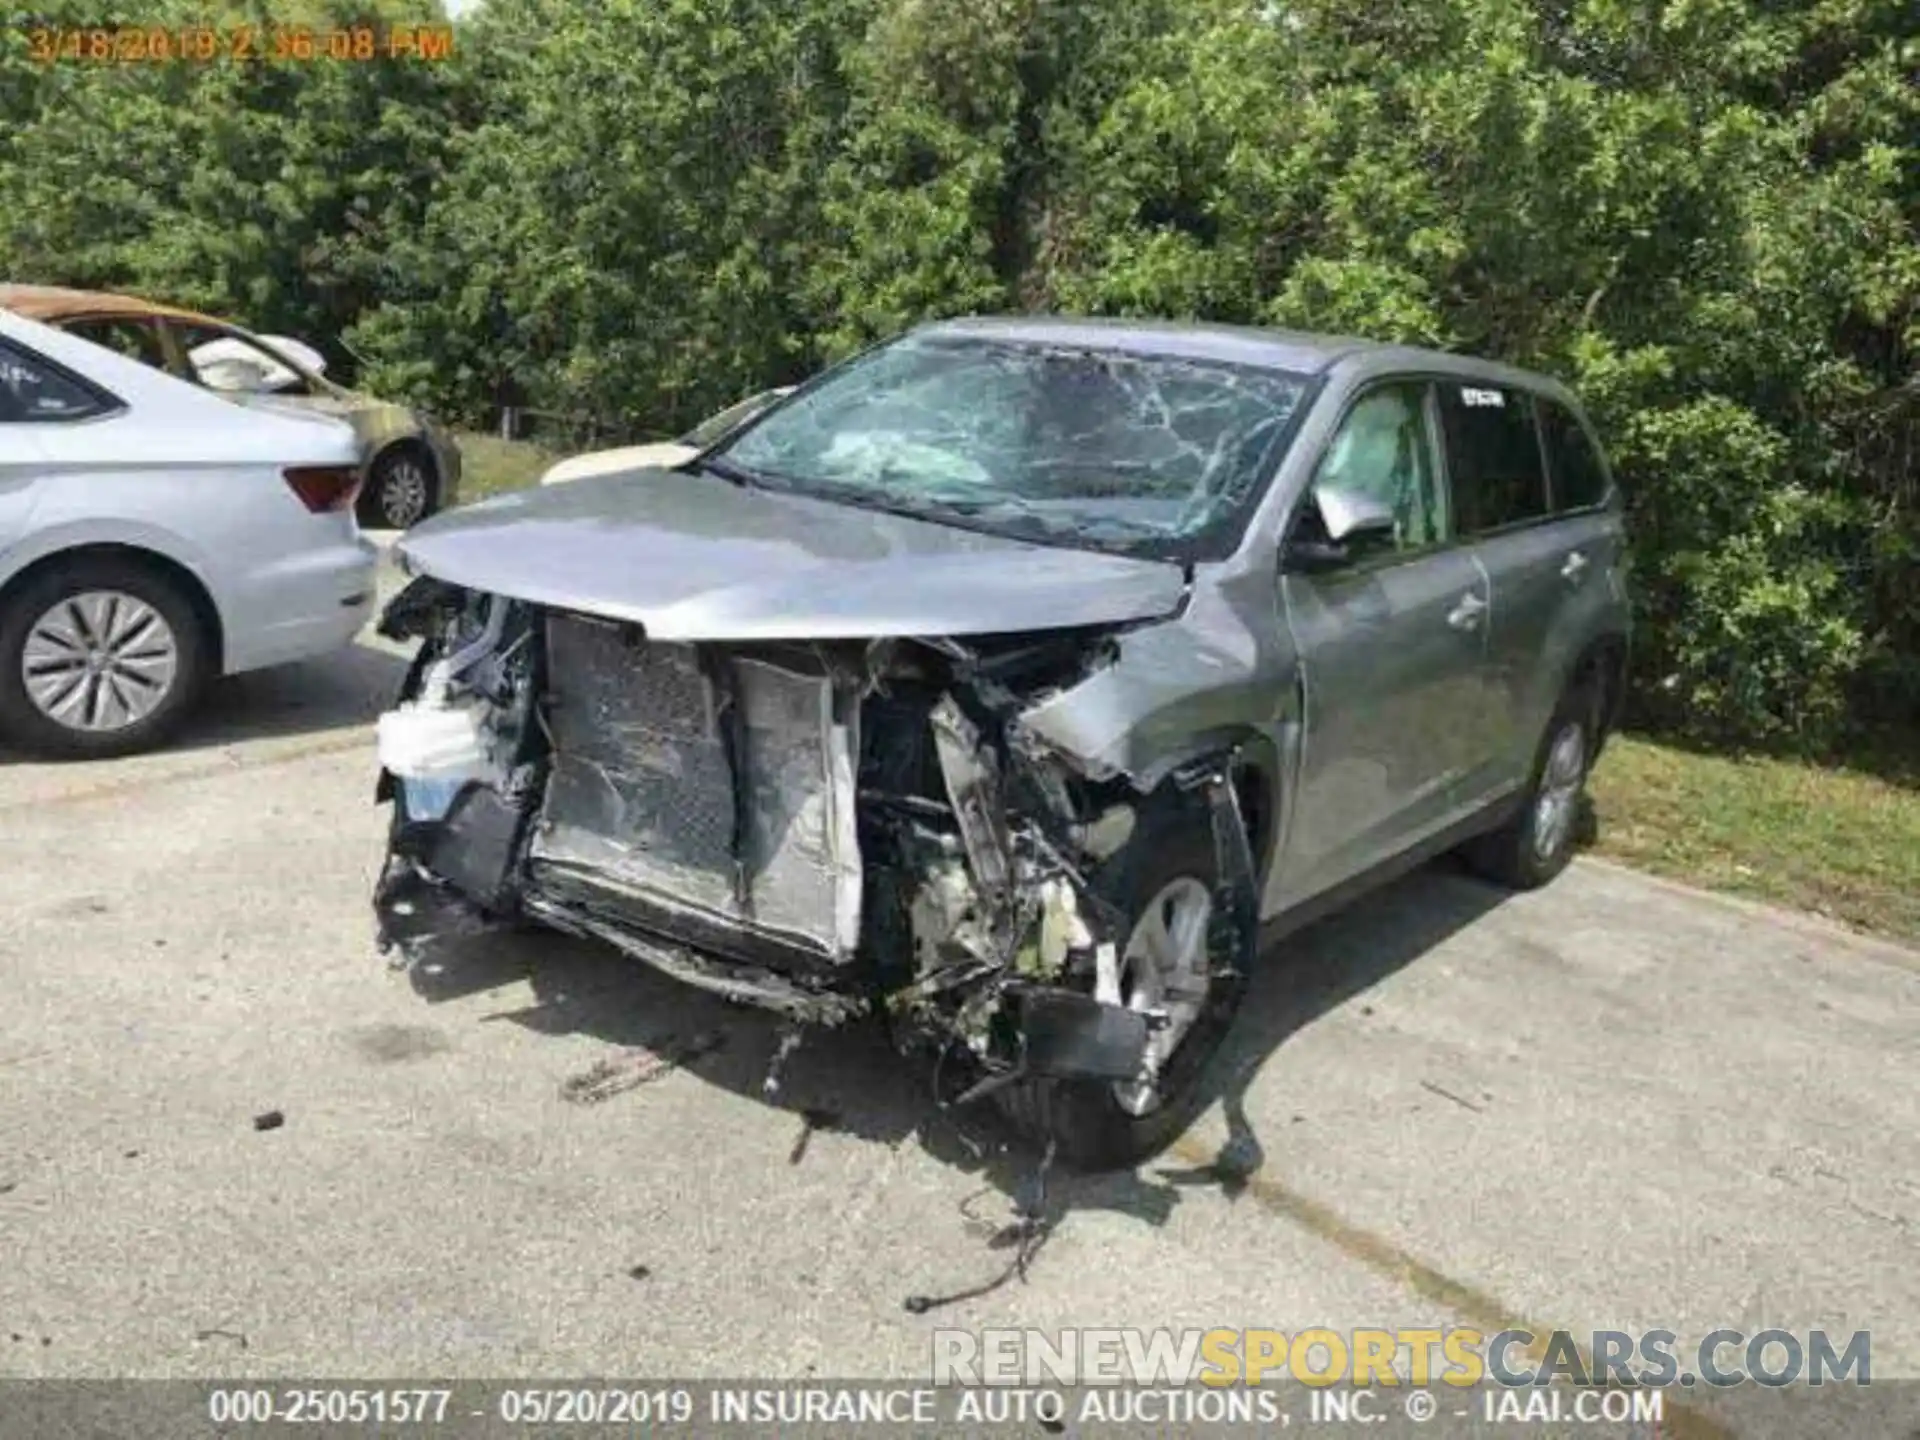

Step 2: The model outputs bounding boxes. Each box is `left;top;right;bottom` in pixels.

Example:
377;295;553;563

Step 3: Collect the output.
928;696;1013;910
1010;580;1285;792
734;655;863;955
525;895;864;1024
526;616;863;961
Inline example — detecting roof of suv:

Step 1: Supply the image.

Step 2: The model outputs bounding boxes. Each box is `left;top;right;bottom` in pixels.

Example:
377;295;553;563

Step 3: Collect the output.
916;315;1580;404
0;282;225;329
923;314;1375;375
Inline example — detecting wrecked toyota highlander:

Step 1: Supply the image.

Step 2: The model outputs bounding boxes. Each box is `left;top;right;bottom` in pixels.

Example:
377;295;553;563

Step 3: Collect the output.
371;317;1630;1168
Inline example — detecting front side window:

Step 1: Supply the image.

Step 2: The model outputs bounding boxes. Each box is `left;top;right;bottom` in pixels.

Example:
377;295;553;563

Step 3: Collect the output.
1539;399;1610;511
717;336;1311;556
1437;381;1549;533
0;339;116;423
1309;382;1450;552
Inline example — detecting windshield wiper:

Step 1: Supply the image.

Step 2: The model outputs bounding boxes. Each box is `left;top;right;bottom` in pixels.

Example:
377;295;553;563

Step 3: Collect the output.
693;453;769;489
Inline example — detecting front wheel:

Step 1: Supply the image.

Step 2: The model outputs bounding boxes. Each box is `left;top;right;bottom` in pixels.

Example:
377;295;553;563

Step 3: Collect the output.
996;811;1248;1170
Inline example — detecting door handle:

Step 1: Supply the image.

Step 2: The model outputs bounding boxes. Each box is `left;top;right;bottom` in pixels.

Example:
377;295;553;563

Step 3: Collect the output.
1446;592;1487;631
1561;551;1589;581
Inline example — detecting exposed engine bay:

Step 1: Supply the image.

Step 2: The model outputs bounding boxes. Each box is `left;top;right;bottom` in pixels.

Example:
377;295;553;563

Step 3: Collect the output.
371;577;1260;1128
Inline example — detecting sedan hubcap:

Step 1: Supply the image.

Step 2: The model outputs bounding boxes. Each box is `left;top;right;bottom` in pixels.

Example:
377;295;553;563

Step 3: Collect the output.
21;591;180;732
379;458;430;528
1113;876;1214;1117
1532;721;1587;861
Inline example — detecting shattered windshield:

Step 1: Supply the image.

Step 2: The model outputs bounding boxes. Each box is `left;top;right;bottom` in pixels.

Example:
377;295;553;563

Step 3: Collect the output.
715;336;1311;556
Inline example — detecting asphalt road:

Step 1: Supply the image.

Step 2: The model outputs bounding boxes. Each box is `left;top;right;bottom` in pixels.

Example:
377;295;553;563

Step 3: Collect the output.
1;550;1915;1404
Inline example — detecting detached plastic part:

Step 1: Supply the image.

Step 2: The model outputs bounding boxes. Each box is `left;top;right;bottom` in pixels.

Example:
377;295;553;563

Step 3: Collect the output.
376;700;492;820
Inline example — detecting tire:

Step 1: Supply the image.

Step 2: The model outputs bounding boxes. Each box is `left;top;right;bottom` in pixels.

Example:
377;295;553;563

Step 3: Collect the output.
996;806;1249;1171
1463;679;1599;890
358;444;436;530
0;556;212;759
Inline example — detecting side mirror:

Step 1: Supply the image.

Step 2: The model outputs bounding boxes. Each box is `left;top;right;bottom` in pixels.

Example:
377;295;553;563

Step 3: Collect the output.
1285;486;1398;572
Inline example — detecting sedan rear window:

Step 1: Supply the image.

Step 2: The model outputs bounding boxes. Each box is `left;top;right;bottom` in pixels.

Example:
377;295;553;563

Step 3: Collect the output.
717;336;1311;556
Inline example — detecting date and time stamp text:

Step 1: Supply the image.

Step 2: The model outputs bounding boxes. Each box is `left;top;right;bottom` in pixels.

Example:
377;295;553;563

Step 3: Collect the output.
17;20;455;65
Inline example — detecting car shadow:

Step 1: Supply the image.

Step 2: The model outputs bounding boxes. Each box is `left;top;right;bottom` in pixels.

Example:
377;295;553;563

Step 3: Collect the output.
1173;854;1515;1197
400;847;1520;1304
0;640;411;766
178;641;411;751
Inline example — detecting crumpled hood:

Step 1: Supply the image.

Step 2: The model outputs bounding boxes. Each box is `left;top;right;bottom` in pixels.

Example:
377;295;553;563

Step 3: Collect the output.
395;468;1188;641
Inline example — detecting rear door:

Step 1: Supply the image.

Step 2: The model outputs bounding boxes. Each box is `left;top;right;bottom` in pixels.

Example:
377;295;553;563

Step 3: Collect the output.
1276;378;1495;906
1436;378;1583;798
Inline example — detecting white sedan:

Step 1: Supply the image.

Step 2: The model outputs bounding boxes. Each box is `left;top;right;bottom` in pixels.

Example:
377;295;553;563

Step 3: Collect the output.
0;308;378;757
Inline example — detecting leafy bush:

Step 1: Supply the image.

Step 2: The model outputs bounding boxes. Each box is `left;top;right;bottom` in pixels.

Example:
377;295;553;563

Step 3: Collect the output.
4;0;1915;749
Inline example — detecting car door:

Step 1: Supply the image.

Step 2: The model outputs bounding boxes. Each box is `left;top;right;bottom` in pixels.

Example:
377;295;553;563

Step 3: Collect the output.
1274;378;1495;908
1435;379;1595;799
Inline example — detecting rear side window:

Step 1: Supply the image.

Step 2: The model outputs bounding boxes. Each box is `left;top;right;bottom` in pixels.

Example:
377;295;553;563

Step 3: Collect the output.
62;317;169;372
1438;381;1548;533
1539;399;1610;511
0;340;116;423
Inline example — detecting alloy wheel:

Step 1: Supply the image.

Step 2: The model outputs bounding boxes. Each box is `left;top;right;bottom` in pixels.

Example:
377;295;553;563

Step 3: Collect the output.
377;456;431;528
21;590;181;733
1532;721;1587;862
1113;875;1215;1117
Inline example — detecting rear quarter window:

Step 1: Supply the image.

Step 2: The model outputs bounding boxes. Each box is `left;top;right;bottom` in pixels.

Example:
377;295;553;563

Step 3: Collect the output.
0;339;118;423
1437;381;1549;533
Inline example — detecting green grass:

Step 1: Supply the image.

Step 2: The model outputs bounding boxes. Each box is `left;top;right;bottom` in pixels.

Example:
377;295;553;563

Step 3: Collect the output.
438;432;1920;945
1587;735;1920;942
455;430;556;501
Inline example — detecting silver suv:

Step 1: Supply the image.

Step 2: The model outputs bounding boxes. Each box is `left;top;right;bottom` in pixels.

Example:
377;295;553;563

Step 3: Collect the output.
372;318;1630;1169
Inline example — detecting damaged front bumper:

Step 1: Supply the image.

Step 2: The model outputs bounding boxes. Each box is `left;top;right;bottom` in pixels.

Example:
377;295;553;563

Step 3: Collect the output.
371;578;1258;1101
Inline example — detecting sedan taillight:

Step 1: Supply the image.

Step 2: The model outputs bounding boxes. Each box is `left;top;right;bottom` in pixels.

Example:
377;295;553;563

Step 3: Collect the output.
283;465;364;513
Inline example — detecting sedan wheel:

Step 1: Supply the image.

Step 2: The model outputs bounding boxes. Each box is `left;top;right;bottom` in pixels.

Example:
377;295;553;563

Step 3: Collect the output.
22;591;181;732
0;557;210;758
367;450;433;529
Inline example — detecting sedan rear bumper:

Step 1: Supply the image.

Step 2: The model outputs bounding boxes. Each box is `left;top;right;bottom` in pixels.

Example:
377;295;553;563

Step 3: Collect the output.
222;535;379;673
